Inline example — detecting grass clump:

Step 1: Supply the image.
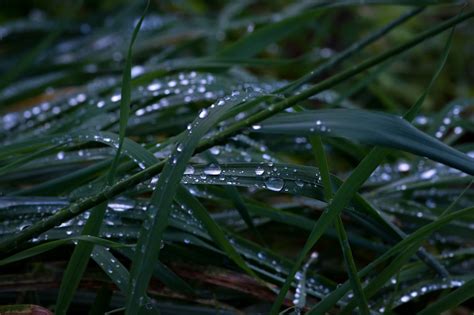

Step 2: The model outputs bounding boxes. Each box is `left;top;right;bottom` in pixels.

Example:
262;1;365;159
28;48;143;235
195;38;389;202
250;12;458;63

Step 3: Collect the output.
0;1;473;314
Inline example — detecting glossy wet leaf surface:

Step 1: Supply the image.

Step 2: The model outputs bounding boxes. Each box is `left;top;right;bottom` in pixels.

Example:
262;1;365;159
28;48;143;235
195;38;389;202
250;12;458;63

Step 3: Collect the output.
0;1;473;314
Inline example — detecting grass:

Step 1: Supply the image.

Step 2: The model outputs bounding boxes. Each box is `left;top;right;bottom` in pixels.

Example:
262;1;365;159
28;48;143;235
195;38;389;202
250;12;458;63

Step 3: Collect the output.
0;1;473;314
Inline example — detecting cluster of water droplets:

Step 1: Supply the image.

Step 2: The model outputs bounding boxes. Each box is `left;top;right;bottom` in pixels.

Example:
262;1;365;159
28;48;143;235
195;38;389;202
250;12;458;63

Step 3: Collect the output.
293;252;320;313
432;100;471;139
376;277;467;312
0;76;118;141
181;162;321;194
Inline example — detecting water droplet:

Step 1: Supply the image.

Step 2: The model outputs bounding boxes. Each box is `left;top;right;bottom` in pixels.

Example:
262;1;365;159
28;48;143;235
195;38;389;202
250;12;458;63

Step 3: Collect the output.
255;167;265;176
400;295;410;303
198;108;208;119
204;163;221;175
397;162;411;172
210;147;220;155
111;94;121;102
420;169;436;180
184;165;195;175
147;82;161;91
264;177;284;192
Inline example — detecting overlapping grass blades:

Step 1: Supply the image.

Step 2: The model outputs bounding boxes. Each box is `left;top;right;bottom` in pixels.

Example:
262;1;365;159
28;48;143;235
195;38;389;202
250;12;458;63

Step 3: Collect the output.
270;24;456;313
0;1;473;314
125;89;266;313
56;4;148;313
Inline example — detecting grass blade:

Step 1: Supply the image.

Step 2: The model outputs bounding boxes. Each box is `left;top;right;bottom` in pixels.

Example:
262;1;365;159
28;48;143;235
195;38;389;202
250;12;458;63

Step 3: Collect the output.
418;278;474;315
55;4;148;313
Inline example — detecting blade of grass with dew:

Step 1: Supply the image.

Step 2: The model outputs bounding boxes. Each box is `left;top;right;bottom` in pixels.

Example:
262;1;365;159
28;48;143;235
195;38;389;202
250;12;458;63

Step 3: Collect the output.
125;89;266;314
256;109;474;175
269;25;456;313
1;9;472;256
55;4;148;313
311;135;370;315
119;247;195;296
308;204;474;314
417;277;474;315
181;162;446;274
309;178;473;314
203;151;263;243
0;236;131;266
175;185;255;275
339;181;473;314
90;247;161;314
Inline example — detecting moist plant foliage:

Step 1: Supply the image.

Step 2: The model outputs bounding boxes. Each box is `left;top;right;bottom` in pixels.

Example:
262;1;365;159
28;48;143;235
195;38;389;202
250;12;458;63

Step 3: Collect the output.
0;1;473;314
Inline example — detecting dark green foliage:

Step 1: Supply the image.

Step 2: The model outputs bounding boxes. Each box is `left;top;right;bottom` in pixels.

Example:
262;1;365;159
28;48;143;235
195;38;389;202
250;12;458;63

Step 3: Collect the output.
0;1;473;314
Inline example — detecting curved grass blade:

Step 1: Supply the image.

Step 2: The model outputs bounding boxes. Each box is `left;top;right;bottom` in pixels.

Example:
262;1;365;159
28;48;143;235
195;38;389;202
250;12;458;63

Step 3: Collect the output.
181;162;446;275
257;109;474;176
1;9;472;257
204;151;263;243
56;4;148;313
126;89;266;313
175;185;254;275
270;26;456;313
119;247;195;296
414;278;474;315
310;135;370;315
0;235;131;266
308;205;474;314
91;247;130;293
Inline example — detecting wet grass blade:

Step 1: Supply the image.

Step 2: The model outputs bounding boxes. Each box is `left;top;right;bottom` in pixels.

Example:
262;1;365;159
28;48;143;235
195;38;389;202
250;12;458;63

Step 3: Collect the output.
55;202;108;314
0;235;131;266
258;109;474;175
418;278;474;315
308;205;474;314
55;4;148;313
125;90;265;313
270;25;456;312
310;135;370;315
1;8;471;259
175;185;255;275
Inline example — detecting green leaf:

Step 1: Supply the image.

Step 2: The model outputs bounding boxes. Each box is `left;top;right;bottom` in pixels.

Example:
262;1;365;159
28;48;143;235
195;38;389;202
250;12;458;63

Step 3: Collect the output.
257;109;474;175
126;89;266;313
0;236;131;266
55;4;148;313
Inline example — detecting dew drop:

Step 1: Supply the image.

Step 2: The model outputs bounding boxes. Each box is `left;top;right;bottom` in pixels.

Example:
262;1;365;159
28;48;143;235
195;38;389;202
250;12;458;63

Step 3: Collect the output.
184;165;195;175
264;177;284;192
198;108;208;119
255;167;265;176
204;163;221;175
111;94;121;102
210;147;220;155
